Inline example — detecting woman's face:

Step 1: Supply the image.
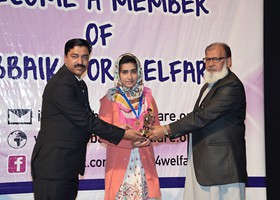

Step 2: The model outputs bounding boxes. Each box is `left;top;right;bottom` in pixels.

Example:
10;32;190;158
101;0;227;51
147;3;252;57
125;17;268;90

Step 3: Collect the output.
119;62;138;88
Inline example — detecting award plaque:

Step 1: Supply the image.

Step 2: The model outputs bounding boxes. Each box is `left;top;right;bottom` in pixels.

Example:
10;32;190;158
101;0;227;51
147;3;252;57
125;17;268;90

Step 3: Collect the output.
140;108;155;136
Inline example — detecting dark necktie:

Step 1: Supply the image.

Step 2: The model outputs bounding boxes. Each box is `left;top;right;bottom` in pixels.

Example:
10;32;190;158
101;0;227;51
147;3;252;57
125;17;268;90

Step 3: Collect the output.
79;80;87;94
79;80;90;112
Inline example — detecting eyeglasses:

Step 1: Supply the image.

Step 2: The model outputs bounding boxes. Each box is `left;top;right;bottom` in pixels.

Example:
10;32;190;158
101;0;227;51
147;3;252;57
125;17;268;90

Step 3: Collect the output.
203;57;227;63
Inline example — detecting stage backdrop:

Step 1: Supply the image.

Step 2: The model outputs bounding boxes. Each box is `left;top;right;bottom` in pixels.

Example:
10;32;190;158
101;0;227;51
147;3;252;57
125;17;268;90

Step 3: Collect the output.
0;1;265;199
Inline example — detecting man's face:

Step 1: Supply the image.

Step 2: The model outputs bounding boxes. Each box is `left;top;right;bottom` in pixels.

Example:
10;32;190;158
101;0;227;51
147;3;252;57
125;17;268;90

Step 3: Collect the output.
203;45;231;83
204;45;230;73
64;46;90;78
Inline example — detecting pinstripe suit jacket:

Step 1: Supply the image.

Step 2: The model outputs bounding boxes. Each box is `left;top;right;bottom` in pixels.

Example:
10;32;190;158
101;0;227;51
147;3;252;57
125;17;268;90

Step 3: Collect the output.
169;70;247;186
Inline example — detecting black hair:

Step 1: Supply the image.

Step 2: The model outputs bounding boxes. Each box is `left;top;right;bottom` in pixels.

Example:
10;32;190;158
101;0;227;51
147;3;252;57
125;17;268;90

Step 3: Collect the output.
64;38;92;56
119;54;137;66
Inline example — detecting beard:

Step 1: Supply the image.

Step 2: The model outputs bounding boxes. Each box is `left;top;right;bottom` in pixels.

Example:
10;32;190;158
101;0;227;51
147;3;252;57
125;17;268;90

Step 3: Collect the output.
203;63;229;84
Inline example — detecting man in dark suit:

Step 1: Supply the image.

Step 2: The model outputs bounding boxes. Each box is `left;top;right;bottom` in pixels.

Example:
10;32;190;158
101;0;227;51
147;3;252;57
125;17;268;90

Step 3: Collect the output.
31;38;146;200
148;42;247;200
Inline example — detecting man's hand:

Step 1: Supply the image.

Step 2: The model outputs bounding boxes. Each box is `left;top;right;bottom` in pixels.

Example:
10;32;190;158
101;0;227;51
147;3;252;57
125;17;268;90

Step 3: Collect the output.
123;129;146;142
147;125;169;141
119;124;132;130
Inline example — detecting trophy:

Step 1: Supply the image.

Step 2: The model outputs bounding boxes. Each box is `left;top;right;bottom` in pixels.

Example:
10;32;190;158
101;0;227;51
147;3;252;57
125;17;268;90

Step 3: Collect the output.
140;108;155;137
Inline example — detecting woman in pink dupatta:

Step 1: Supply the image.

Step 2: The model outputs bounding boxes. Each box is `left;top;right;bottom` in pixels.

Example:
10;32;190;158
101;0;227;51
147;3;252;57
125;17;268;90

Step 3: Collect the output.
99;53;161;200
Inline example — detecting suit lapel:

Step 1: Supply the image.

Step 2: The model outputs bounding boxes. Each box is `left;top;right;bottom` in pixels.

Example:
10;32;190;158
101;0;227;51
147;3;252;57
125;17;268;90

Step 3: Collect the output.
198;71;232;108
194;84;209;108
62;65;91;112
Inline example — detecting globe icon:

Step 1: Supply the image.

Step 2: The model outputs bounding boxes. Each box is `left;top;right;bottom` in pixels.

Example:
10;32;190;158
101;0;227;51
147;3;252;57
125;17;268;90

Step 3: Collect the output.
7;130;27;149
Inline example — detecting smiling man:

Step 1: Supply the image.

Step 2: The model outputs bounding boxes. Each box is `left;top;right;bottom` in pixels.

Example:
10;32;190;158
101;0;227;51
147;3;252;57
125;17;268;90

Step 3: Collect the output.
31;38;146;200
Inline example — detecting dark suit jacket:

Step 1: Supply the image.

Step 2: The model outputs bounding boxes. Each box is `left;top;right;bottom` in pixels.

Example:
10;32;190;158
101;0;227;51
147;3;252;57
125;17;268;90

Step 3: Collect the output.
169;70;247;186
31;65;125;180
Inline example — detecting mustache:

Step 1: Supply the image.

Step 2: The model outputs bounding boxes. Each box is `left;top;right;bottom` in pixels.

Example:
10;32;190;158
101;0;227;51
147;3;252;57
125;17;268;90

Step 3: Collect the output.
74;63;86;68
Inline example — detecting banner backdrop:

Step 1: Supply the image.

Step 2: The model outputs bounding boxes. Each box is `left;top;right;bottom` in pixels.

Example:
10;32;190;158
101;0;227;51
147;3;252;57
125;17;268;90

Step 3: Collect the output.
0;0;265;199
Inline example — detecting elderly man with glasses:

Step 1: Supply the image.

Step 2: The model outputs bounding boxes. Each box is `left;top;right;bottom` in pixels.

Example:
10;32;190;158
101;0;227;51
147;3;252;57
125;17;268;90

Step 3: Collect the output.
148;42;247;200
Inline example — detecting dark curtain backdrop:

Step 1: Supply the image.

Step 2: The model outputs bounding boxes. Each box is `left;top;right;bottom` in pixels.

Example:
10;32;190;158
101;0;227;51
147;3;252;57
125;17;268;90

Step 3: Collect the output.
264;1;280;200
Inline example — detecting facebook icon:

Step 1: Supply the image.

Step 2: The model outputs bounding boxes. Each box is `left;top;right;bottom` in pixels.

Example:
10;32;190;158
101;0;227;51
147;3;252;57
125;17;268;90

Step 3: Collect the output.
8;155;26;173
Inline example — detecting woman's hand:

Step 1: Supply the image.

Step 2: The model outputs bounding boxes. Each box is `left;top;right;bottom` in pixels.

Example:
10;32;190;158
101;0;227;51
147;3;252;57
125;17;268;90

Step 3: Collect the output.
132;138;151;148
